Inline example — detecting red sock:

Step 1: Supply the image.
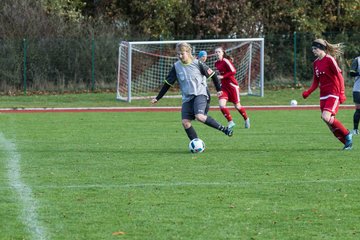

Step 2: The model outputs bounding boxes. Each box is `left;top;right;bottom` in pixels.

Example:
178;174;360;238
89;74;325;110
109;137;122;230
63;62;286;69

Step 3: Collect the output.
220;107;232;121
328;119;350;144
237;107;248;120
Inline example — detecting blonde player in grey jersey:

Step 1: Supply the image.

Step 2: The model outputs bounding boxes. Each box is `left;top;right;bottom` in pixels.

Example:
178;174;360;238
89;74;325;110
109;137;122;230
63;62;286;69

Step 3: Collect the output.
350;55;360;135
151;42;233;141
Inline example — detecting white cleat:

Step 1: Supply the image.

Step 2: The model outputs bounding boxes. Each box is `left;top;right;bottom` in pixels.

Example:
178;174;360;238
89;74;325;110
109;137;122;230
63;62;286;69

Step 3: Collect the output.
343;132;353;150
228;121;236;130
245;118;250;129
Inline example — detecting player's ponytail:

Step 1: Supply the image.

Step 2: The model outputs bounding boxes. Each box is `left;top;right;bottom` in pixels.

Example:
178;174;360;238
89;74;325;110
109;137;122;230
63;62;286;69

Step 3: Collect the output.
323;40;344;59
313;38;344;59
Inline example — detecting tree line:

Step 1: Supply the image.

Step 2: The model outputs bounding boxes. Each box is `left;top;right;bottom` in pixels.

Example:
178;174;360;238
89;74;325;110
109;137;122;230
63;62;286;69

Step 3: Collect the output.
2;0;358;39
0;0;359;93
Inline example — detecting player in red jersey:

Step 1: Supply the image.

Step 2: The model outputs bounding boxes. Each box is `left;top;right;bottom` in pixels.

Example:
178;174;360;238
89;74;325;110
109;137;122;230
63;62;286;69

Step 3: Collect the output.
302;39;352;150
214;46;250;129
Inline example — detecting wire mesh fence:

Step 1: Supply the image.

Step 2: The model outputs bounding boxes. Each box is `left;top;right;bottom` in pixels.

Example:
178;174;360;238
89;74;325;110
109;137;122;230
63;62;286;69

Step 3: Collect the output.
0;36;118;94
0;32;358;95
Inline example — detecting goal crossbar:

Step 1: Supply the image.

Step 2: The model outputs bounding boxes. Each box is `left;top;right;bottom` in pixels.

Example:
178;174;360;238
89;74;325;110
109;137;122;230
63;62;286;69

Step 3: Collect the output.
117;38;264;102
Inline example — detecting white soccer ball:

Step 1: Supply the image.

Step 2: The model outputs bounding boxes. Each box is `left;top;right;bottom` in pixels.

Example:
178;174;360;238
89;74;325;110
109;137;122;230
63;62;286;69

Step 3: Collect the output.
189;138;205;153
290;99;298;106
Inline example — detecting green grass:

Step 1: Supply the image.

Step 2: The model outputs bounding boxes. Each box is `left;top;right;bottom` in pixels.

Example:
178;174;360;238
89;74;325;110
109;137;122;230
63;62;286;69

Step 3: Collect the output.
0;87;337;108
0;106;359;239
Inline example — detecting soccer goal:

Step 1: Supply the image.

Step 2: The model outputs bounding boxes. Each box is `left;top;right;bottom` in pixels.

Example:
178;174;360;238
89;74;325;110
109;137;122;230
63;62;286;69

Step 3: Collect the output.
117;38;264;102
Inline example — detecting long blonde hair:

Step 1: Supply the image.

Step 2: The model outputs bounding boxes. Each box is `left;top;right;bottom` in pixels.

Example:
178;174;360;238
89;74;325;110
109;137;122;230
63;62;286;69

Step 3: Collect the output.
176;42;194;58
313;38;344;59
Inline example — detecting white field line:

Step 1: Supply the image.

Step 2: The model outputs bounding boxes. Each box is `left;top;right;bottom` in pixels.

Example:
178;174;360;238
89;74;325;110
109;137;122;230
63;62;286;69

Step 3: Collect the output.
0;178;359;190
0;133;47;240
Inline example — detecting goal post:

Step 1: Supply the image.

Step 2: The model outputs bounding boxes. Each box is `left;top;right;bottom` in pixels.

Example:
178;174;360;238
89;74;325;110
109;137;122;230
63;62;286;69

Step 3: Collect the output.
117;38;264;102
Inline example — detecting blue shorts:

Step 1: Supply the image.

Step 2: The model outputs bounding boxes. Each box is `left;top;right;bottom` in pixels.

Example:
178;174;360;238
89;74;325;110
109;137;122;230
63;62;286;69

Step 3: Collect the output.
182;95;208;120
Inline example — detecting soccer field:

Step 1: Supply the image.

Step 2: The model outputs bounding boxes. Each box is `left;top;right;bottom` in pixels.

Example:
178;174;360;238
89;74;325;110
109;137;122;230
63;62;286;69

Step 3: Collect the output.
0;109;359;239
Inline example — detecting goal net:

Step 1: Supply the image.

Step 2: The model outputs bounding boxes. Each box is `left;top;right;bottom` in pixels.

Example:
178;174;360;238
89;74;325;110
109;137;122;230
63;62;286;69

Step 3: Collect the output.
116;38;264;102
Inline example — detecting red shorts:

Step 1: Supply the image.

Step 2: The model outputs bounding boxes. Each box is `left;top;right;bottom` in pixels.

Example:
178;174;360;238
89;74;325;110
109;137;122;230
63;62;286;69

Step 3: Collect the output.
219;83;240;104
320;95;339;115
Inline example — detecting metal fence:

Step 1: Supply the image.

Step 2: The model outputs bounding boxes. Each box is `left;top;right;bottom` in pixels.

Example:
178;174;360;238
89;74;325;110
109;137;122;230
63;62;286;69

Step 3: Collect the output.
0;32;358;95
0;36;118;94
264;31;359;87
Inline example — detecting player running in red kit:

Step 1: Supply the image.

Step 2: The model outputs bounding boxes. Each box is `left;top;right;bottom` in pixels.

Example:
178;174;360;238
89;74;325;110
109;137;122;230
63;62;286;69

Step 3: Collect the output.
302;39;352;150
214;46;250;129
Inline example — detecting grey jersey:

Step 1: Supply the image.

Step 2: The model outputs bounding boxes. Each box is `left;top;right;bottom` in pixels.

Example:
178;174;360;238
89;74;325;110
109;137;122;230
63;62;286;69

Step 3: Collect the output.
166;59;213;103
352;57;360;92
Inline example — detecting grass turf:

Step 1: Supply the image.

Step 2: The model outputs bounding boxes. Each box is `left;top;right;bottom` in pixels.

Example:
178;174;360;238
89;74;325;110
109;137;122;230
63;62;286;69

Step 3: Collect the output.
0;88;337;108
0;108;359;239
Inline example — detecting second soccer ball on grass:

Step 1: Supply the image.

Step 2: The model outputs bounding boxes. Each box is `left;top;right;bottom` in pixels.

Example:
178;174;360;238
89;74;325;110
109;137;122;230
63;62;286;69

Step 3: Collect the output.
290;99;298;106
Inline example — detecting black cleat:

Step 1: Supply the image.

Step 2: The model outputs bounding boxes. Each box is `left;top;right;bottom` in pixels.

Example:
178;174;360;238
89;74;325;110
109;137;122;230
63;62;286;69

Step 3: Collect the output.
223;127;233;137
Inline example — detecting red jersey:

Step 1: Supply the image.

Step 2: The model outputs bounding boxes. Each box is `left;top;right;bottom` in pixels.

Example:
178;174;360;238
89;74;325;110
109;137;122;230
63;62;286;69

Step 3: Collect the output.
307;54;345;99
214;58;238;87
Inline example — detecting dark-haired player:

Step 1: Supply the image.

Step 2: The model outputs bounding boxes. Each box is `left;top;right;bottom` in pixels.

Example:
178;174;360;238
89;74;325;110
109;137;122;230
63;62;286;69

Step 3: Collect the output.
214;46;250;130
350;55;360;135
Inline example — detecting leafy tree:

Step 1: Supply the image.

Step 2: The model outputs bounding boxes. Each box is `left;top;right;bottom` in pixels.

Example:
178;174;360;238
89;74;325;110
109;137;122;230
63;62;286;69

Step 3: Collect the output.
0;0;63;39
191;0;263;38
41;0;85;21
1;0;359;91
256;0;359;35
123;0;192;39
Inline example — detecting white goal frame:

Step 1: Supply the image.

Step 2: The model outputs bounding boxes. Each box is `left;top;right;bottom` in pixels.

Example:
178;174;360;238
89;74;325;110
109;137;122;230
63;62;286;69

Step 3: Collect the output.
117;38;264;102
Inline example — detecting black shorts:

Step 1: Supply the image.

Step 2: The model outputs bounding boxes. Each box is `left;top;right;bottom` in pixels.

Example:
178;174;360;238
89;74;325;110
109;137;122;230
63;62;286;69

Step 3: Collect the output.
353;91;360;104
182;95;208;120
